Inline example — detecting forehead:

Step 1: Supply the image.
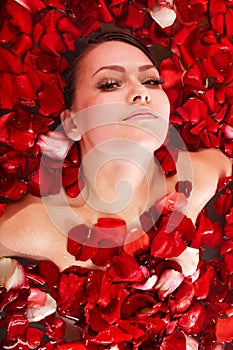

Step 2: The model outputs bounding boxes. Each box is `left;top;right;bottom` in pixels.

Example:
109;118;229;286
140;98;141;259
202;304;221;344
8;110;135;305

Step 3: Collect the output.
80;41;155;73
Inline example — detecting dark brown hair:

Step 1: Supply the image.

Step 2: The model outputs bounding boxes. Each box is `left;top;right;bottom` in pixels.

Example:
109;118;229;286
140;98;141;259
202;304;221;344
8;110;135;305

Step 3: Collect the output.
64;31;159;109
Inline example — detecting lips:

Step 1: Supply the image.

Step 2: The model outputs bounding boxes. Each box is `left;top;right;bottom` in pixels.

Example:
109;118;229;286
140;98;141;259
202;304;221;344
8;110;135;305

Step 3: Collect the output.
122;108;159;121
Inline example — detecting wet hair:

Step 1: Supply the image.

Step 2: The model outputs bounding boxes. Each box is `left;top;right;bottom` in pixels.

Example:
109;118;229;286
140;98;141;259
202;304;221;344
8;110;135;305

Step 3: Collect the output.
64;31;159;109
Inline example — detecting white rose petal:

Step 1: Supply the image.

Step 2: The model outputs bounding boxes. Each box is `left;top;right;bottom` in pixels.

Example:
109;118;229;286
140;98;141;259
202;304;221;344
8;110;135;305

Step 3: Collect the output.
150;5;176;28
37;131;70;160
169;247;199;277
0;257;26;291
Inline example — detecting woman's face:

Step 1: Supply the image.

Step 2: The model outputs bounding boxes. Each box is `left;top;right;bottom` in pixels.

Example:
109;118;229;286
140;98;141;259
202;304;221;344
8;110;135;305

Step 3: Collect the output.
66;41;170;154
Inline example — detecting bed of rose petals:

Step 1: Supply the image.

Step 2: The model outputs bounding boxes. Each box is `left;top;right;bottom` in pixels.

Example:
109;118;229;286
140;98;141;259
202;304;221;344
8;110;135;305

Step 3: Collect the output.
0;0;233;348
0;177;233;349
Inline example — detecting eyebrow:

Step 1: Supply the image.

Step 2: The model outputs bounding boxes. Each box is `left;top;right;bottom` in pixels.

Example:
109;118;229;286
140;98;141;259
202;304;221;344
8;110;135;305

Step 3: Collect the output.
92;64;157;77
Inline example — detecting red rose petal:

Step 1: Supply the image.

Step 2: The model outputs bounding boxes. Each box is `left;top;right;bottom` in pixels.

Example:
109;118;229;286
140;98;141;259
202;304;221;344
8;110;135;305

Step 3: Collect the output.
6;0;32;34
85;306;109;332
11;34;33;57
58;273;86;320
62;167;80;189
177;97;207;124
125;3;146;29
169;279;195;314
193;265;214;299
195;212;223;249
160;56;183;89
32;22;44;45
27;0;46;13
9;126;36;151
182;63;206;91
180;123;201;151
94;217;127;246
0;74;15;110
155;192;188;214
225;207;233;238
26;327;43;348
14;73;37;107
121;293;156;319
108;253;145;282
94;325;132;344
226;8;233;37
40;10;63;32
97;282;128;325
99;0;114;22
0;46;22;74
123;229;150;257
216;315;233;342
0;179;28;200
220;239;233;255
0;19;17;44
7;314;29;340
64;178;83;198
67;224;98;261
40;32;67;56
57;16;82;38
44;0;66;11
96;217;127;228
91;245;119;266
118;319;145;340
214;189;233;216
35;53;61;72
151;224;186;259
38;83;65;116
45;316;66;341
56;342;87;350
223;252;233;273
161;329;186;350
38;260;60;298
178;301;206;335
28;164;61;197
0;203;7;216
154;144;178;176
61;32;76;51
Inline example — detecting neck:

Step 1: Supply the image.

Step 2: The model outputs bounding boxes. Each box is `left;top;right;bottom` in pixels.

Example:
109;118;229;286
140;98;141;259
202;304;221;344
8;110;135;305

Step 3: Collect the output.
79;152;167;229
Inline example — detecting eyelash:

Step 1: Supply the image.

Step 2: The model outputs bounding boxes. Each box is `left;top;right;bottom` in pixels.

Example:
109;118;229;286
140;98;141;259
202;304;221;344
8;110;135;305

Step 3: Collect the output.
142;77;164;86
96;77;164;91
97;79;122;91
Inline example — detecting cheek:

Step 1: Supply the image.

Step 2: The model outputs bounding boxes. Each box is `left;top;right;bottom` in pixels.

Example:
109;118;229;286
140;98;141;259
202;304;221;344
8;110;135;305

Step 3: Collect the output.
72;90;91;112
73;92;123;113
152;91;170;118
163;94;170;119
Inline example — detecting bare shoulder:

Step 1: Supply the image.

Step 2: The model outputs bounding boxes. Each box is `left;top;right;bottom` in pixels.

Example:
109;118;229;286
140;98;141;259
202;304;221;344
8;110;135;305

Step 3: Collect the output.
0;194;97;270
189;148;232;178
0;194;54;257
0;194;48;230
176;149;232;223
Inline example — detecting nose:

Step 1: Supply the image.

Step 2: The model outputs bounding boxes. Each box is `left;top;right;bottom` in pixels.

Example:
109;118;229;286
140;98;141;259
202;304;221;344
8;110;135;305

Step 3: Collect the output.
129;88;151;104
